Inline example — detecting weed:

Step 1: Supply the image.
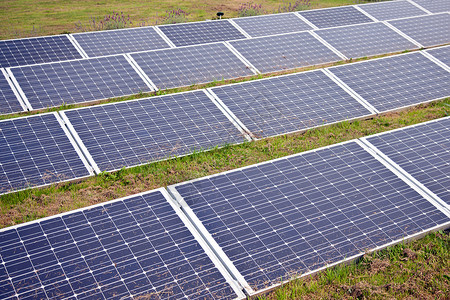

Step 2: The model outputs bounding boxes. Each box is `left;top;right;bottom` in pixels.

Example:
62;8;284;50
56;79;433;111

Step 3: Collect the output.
75;11;133;32
277;0;311;13
158;9;189;25
237;2;267;17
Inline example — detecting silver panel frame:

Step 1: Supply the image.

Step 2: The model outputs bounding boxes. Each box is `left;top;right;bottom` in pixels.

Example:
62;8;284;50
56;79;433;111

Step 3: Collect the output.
0;112;95;196
167;137;450;296
60;89;252;174
407;0;434;14
422;48;450;72
0;68;28;112
227;19;253;39
66;34;89;58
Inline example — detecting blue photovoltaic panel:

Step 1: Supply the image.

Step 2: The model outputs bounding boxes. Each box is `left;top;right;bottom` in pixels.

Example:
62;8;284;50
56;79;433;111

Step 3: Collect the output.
298;6;374;29
0;189;238;299
365;117;450;206
411;0;450;13
228;31;342;73
158;20;246;47
130;43;255;90
328;52;450;113
0;71;24;115
427;45;450;67
10;55;152;110
357;0;427;21
388;14;450;47
210;70;372;138
172;141;450;292
72;27;171;57
315;22;418;59
232;13;312;38
0;113;90;195
63;90;247;172
0;35;82;68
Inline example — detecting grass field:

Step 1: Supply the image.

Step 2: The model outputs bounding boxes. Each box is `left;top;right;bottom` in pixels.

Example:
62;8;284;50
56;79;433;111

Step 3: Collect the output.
1;0;360;39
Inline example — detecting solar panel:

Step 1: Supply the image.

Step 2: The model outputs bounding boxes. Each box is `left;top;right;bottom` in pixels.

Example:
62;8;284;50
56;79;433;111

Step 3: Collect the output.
357;0;427;21
327;52;450;113
0;69;25;115
426;45;450;67
9;55;153;110
315;22;418;59
72;27;171;57
0;35;83;68
158;20;247;47
388;14;450;47
298;6;374;29
228;31;343;74
130;43;255;90
169;140;450;293
0;188;241;299
232;13;312;38
0;113;92;195
208;69;373;139
411;0;450;13
364;117;450;206
61;90;249;172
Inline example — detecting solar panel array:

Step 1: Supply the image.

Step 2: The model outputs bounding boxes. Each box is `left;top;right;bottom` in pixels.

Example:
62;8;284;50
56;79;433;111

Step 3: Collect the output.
209;70;373;138
388;13;450;47
411;0;450;13
0;189;240;300
72;27;171;57
9;55;152;110
232;13;312;38
61;90;248;172
158;20;246;47
364;117;450;206
298;6;374;29
0;113;91;194
357;0;427;21
327;52;450;113
314;22;418;59
0;70;24;115
0;35;82;68
426;45;450;67
129;43;255;90
228;32;342;74
170;140;450;292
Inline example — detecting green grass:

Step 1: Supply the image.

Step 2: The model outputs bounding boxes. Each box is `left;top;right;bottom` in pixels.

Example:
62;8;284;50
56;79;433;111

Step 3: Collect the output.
257;230;450;299
1;0;363;39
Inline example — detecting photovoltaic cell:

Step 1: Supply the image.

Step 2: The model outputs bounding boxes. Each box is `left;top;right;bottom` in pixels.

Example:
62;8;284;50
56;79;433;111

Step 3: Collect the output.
72;27;171;57
232;13;312;38
0;189;238;299
158;20;246;47
315;22;418;59
298;6;374;29
388;14;450;47
365;117;450;206
328;52;450;113
228;31;342;73
411;0;450;13
10;55;152;110
357;0;427;21
209;70;372;138
426;45;450;67
130;43;255;90
0;35;82;68
62;90;247;172
0;113;91;195
0;70;24;115
171;140;450;292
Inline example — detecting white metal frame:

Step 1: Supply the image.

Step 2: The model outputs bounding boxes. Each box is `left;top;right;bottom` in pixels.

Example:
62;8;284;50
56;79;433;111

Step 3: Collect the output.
293;12;319;30
407;0;434;14
207;68;377;140
153;26;177;48
0;112;95;196
66;34;89;58
353;5;380;22
223;42;261;74
167;137;450;296
59;89;252;174
382;20;424;48
422;48;450;72
308;31;349;60
124;54;158;91
5;54;155;111
0;68;28;112
227;19;253;39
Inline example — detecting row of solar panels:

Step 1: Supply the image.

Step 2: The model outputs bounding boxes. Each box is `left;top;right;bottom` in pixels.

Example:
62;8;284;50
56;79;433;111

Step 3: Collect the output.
0;116;449;300
1;48;449;195
1;11;449;115
1;0;449;69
